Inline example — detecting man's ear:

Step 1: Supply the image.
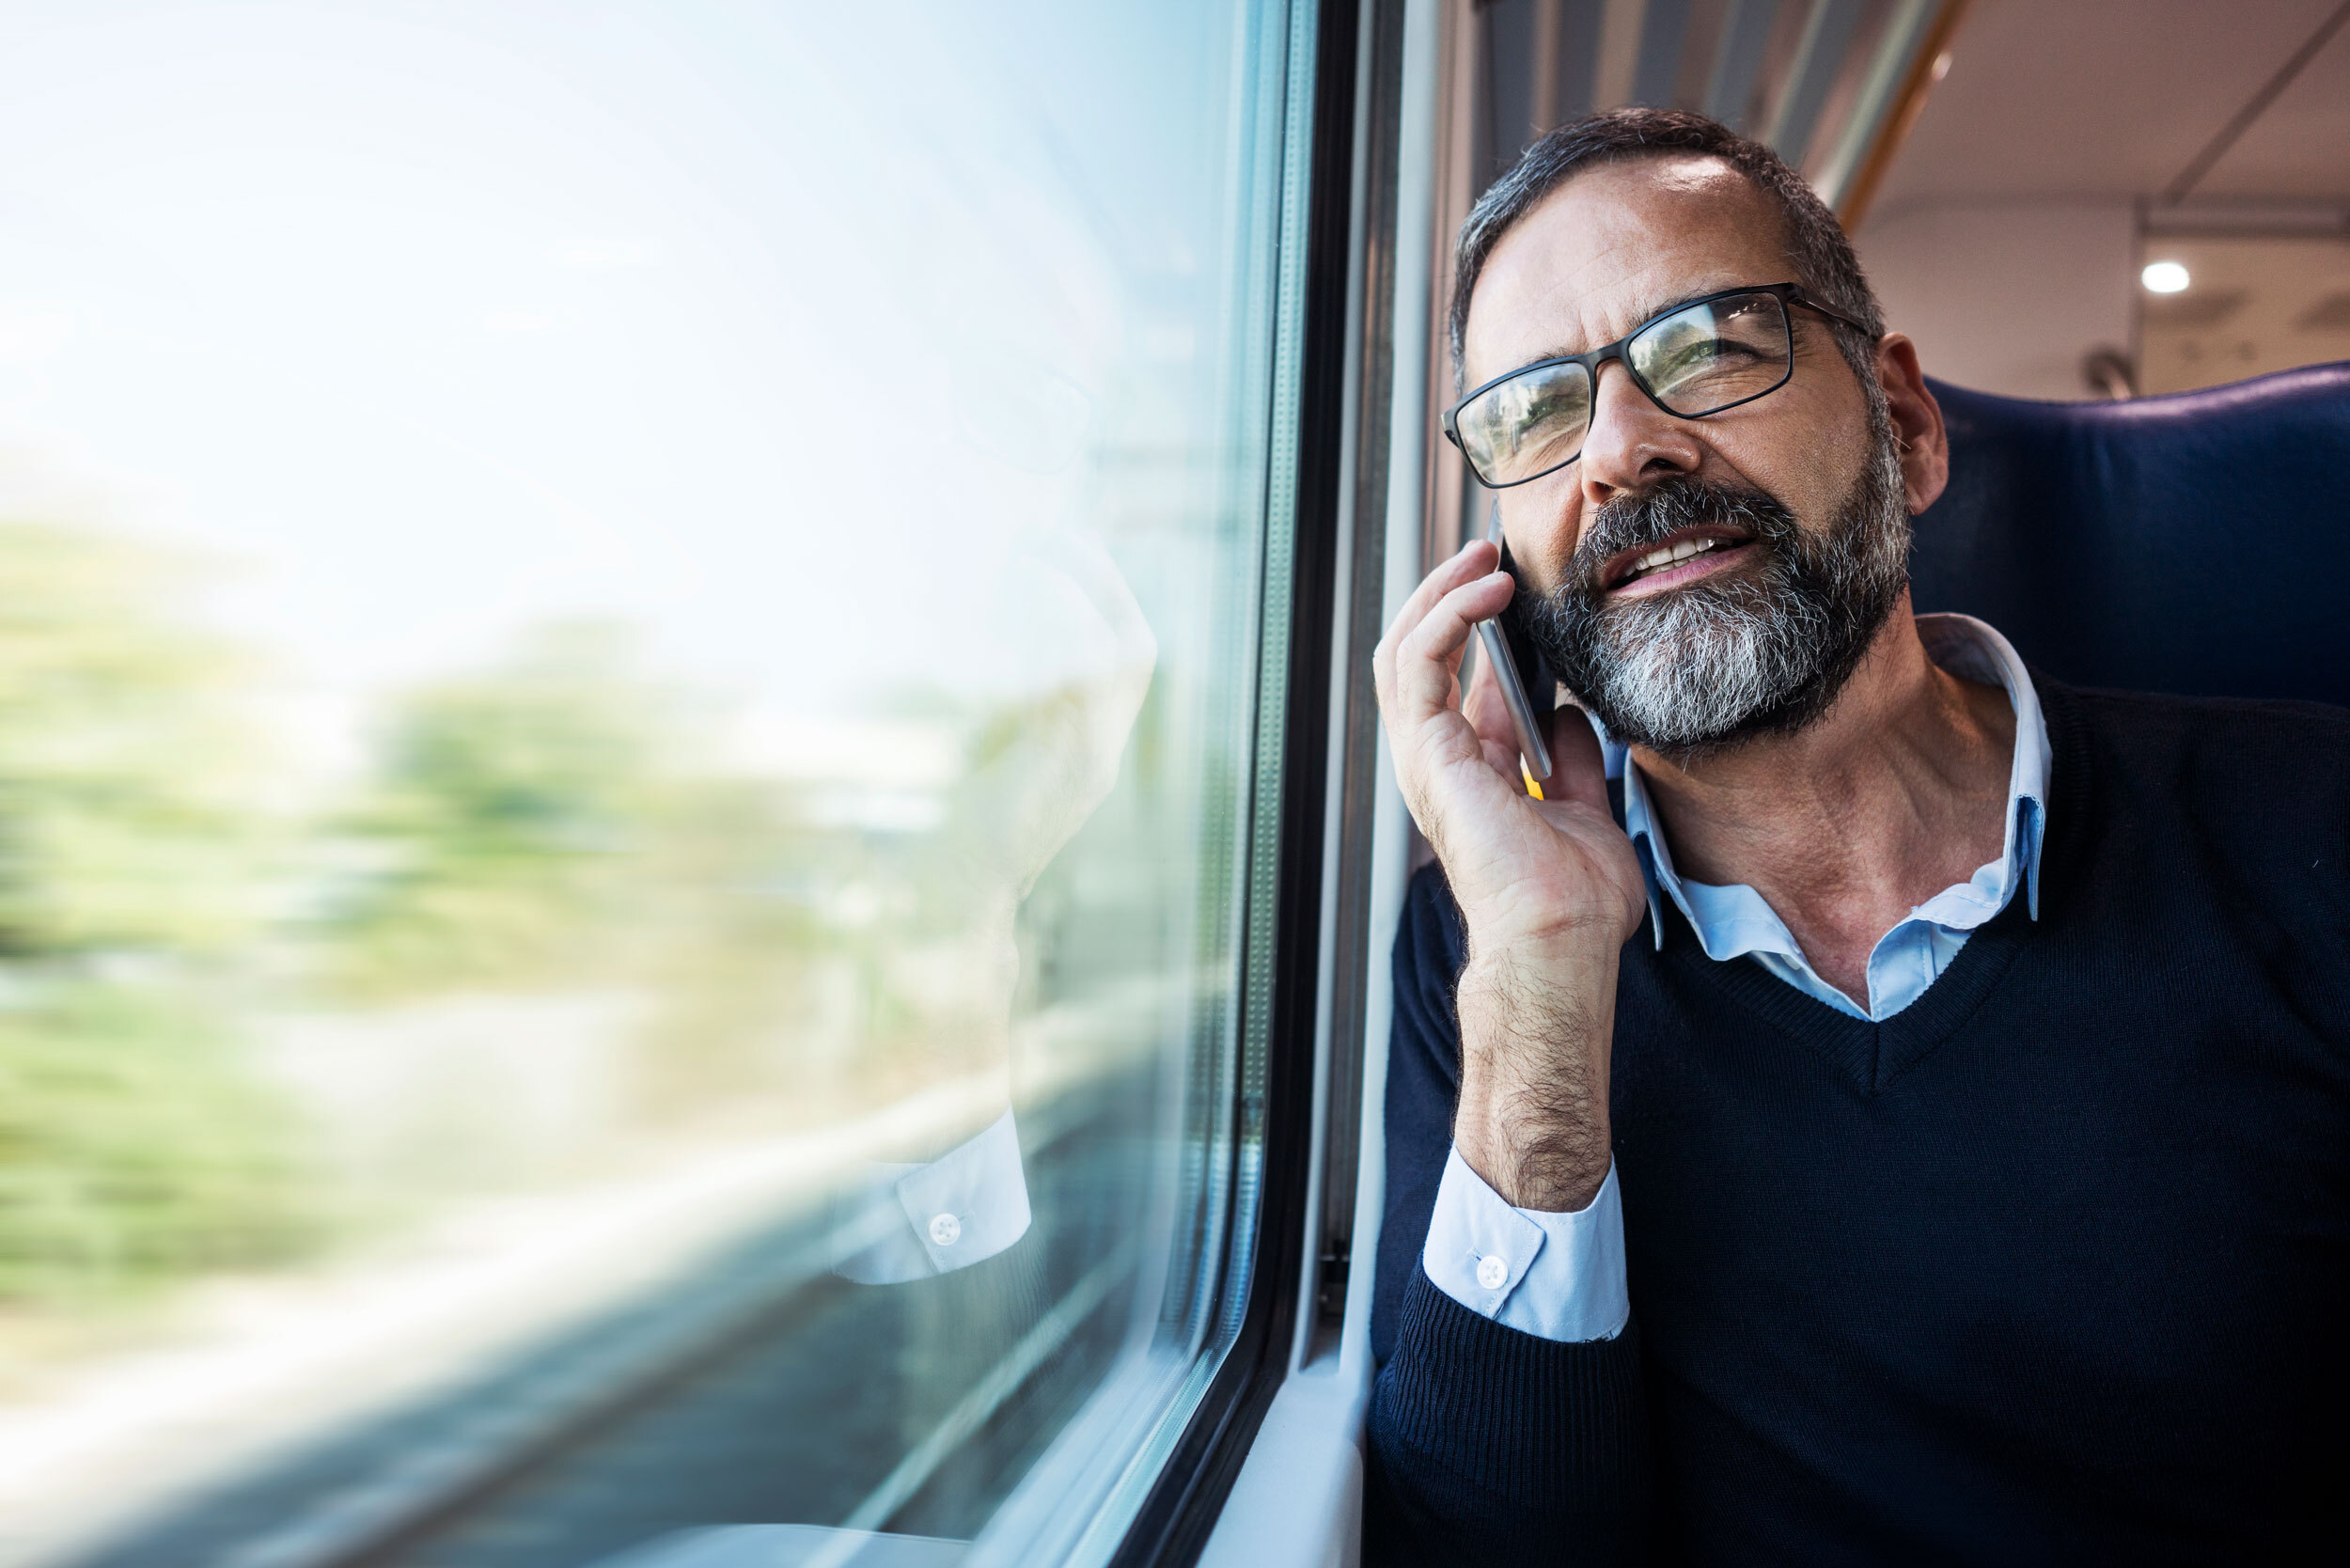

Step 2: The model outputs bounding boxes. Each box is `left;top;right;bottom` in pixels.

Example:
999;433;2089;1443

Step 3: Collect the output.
1874;332;1948;515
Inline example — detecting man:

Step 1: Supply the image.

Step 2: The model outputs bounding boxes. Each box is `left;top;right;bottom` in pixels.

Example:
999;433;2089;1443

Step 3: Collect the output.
1366;108;2350;1562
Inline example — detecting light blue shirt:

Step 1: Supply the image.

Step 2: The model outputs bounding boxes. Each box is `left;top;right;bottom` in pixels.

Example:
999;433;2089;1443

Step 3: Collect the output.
830;1109;1031;1284
1425;615;2053;1341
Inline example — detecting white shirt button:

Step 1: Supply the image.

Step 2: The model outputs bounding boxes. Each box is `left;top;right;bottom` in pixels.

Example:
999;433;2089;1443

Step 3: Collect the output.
1475;1254;1509;1291
929;1213;963;1247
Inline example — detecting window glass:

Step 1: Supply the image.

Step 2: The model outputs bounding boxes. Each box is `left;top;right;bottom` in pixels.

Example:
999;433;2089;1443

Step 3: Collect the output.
2137;235;2350;395
0;3;1311;1563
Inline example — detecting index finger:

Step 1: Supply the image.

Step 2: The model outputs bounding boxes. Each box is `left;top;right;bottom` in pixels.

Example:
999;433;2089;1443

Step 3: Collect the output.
1377;540;1498;668
1386;569;1514;729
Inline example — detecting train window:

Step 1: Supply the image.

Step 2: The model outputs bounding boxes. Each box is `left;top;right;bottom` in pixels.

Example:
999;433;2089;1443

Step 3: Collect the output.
4;3;1323;1565
2134;232;2350;395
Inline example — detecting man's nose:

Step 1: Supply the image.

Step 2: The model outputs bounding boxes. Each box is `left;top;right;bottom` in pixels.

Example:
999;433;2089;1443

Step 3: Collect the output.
1576;360;1703;510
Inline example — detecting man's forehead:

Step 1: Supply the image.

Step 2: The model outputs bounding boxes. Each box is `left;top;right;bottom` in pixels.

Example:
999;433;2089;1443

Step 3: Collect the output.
1464;155;1789;378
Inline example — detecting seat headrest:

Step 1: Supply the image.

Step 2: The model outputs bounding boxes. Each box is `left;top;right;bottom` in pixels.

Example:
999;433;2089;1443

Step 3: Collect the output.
1912;362;2350;708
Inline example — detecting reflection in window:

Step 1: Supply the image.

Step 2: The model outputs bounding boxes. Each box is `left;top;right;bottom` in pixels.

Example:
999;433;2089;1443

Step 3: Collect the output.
0;3;1315;1563
2137;233;2350;395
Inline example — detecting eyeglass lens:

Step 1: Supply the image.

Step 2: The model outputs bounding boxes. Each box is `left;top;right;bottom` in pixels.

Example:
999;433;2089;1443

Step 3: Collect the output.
1456;291;1794;486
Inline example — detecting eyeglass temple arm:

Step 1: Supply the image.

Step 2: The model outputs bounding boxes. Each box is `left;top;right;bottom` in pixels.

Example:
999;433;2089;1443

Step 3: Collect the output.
1791;290;1873;337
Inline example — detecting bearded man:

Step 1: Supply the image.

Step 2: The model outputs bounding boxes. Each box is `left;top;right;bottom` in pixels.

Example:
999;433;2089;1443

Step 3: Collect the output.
1366;109;2350;1564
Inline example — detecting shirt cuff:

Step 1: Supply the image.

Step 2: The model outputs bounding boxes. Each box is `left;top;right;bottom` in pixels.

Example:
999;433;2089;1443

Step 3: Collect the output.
830;1108;1032;1283
1422;1144;1629;1341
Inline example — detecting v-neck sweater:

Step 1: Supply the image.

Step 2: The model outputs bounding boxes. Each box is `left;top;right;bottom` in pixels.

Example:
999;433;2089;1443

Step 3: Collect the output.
1366;677;2350;1564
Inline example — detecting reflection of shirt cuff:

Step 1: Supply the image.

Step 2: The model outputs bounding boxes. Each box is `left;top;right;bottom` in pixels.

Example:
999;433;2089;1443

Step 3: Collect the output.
830;1109;1031;1284
1423;1144;1628;1341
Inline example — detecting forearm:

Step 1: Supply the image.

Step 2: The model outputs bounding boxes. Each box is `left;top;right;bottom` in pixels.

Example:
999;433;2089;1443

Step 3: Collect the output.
1452;935;1619;1213
1367;869;1649;1562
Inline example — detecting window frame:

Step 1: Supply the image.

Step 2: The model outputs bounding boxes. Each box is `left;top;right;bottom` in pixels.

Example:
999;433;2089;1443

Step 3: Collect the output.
1104;0;1376;1561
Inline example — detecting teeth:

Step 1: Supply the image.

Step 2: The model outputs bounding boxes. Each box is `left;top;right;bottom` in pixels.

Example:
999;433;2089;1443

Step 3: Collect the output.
1623;536;1726;581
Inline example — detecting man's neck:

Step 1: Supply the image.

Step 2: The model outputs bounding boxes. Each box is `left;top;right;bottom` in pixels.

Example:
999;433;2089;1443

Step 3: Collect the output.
1628;596;2017;1007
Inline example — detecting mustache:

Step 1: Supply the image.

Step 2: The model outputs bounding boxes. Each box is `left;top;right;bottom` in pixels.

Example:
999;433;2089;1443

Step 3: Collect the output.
1502;436;1914;759
1567;475;1802;595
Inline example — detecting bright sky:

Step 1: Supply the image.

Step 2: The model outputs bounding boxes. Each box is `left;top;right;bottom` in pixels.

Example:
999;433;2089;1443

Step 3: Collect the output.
0;1;1242;764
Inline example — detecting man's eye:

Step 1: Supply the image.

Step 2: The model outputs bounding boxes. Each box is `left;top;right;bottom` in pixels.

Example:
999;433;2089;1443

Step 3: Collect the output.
1492;376;1587;441
1653;337;1750;376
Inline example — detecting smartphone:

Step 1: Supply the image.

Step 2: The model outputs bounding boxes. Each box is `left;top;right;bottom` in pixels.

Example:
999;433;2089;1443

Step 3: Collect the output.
1474;503;1556;787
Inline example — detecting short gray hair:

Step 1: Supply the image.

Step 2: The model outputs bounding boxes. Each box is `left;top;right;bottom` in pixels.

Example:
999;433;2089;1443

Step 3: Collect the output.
1449;108;1885;391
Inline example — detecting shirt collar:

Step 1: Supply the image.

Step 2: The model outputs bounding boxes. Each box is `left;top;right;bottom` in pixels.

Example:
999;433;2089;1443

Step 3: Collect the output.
1611;613;2052;953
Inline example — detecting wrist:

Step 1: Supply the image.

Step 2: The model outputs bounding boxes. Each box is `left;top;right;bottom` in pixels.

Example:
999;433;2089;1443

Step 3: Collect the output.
1454;1103;1612;1212
1453;943;1617;1213
1462;895;1635;963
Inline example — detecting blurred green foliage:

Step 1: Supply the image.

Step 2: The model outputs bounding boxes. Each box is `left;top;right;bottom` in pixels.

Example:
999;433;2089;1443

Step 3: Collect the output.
0;979;319;1307
309;623;858;1116
317;623;697;996
0;516;302;1312
0;517;992;1321
0;522;271;958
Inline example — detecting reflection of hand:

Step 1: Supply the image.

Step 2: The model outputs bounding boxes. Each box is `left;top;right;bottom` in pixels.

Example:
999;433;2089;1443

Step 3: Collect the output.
960;525;1157;896
841;527;1152;1215
1371;539;1643;1214
876;526;1155;1111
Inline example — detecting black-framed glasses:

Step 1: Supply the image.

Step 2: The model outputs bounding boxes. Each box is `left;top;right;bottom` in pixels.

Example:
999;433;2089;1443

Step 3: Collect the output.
1440;282;1872;489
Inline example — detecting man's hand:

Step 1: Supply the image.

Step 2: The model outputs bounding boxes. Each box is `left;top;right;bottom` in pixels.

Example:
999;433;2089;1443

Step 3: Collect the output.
1371;538;1646;1212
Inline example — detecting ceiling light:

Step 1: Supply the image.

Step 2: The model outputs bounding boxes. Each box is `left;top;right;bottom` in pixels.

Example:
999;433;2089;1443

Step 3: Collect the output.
2141;260;2190;294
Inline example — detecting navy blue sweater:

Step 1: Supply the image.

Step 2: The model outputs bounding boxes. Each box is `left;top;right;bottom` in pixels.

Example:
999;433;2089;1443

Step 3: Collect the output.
1366;680;2350;1564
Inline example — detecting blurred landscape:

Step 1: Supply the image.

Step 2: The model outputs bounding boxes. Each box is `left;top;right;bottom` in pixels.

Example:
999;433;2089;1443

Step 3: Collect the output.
0;8;1260;1558
0;499;1082;1397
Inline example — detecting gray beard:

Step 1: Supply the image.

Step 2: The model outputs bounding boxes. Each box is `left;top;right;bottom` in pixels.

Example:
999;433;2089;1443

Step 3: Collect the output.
1505;422;1911;761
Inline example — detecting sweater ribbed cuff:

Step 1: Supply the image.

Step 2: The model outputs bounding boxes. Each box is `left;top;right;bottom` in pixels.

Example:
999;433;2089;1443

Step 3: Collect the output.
1373;1262;1649;1512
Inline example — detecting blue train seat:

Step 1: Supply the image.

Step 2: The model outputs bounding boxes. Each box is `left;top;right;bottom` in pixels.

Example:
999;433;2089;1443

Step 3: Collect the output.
1912;364;2350;709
